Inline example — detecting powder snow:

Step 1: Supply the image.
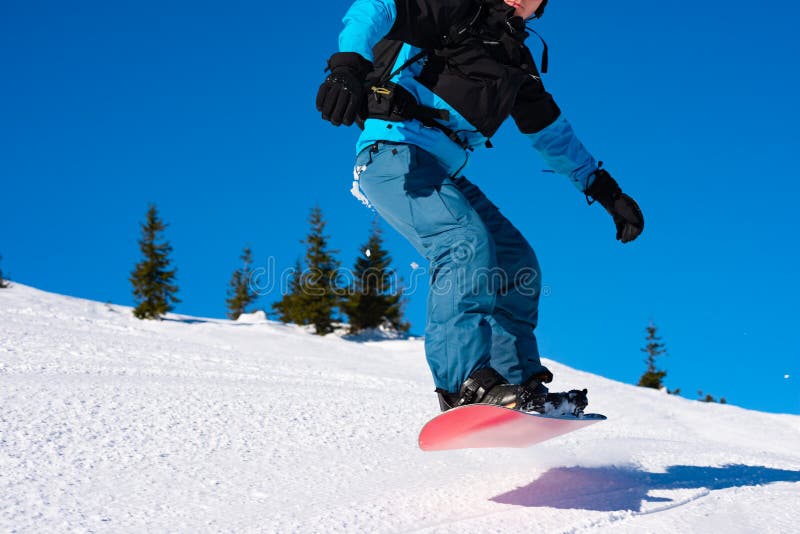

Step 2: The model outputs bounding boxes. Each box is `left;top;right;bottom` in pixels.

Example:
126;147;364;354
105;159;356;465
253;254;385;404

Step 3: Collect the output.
1;284;799;532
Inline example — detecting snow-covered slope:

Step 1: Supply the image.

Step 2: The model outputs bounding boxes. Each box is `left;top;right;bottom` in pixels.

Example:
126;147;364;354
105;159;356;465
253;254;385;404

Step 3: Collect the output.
1;284;799;533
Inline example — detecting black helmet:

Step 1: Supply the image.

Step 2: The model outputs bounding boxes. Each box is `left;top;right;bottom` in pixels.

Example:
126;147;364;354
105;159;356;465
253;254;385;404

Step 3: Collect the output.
534;0;548;18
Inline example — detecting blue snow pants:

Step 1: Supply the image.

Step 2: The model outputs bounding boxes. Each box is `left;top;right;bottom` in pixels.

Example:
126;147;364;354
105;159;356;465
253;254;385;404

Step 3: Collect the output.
354;141;550;393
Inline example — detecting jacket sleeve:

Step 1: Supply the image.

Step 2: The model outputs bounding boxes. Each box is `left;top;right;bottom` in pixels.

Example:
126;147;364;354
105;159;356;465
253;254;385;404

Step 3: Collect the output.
511;61;598;191
338;0;398;61
338;0;474;59
524;114;599;192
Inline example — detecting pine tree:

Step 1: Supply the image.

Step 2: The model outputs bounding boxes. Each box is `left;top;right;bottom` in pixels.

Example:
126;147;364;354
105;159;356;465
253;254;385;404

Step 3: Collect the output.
301;206;342;334
273;258;305;324
272;207;342;335
226;246;258;320
343;222;409;333
698;390;727;404
130;205;180;320
637;321;671;391
0;254;8;289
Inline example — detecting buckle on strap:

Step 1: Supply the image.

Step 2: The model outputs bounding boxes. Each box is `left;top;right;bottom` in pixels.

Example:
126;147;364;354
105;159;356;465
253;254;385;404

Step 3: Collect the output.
456;367;507;406
370;86;392;97
366;82;469;151
456;382;482;406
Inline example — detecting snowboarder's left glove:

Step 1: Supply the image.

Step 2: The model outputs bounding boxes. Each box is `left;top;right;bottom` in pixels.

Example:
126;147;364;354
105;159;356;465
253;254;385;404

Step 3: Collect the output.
585;168;644;243
316;52;373;127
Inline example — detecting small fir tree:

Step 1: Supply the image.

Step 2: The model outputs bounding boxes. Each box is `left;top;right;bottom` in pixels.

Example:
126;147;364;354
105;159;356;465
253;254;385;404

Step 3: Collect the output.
300;206;342;335
0;255;8;289
130;205;180;320
226;246;258;320
637;321;672;391
273;258;305;324
272;207;341;335
698;390;727;404
343;222;409;333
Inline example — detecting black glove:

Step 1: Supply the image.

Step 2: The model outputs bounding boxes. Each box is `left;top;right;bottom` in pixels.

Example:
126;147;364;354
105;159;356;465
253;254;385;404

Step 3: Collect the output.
315;52;373;127
585;168;644;243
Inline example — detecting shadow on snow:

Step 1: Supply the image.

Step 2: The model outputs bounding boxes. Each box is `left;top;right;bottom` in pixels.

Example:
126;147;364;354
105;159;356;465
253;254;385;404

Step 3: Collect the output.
161;317;213;325
491;464;800;512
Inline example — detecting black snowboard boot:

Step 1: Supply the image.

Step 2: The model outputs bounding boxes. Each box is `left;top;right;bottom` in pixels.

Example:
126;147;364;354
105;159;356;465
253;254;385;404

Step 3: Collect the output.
517;369;554;413
521;386;589;417
517;369;589;416
436;367;521;412
543;389;589;416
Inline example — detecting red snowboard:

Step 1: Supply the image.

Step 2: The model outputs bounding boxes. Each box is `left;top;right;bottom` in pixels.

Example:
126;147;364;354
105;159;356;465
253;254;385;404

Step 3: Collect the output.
419;405;606;451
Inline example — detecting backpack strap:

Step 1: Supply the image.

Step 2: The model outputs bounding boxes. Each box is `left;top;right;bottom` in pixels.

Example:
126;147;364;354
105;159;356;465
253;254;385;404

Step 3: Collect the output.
377;48;429;86
365;81;472;151
525;26;549;73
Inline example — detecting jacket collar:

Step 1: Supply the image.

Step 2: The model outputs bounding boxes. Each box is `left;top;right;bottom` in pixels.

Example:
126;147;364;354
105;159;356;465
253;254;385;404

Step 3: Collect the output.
480;0;528;42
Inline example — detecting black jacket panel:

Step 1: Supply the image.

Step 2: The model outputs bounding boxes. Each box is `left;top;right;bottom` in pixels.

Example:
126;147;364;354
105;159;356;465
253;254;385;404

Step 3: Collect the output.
510;47;561;134
375;0;561;138
387;0;478;49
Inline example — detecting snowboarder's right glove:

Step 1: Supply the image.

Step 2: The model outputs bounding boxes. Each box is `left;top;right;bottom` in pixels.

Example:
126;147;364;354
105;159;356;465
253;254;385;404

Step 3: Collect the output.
316;52;373;127
585;168;645;243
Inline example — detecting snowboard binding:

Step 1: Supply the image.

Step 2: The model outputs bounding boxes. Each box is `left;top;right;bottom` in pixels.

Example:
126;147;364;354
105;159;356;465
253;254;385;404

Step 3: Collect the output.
524;389;589;417
436;367;520;411
436;368;590;418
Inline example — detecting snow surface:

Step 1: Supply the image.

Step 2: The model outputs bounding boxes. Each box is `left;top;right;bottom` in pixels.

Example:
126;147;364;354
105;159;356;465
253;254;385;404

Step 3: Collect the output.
1;283;799;533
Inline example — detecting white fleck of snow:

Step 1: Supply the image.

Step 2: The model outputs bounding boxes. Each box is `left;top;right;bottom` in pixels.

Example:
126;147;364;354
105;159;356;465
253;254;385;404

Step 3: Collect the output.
365;249;371;258
410;262;419;270
350;164;371;208
785;374;791;379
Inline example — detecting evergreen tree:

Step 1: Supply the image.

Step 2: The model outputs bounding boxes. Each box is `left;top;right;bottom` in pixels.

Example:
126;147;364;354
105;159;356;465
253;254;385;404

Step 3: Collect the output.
343;222;409;333
273;258;305;324
0;254;8;289
272;207;341;335
226;246;258;320
130;205;180;320
698;390;727;404
637;321;672;391
300;206;342;334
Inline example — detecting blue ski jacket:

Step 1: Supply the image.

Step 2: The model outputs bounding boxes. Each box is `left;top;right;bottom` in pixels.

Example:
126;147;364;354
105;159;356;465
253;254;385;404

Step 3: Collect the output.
337;0;599;190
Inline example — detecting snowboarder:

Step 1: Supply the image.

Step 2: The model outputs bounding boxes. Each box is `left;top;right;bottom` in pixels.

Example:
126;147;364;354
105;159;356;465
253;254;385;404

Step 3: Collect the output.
316;0;644;414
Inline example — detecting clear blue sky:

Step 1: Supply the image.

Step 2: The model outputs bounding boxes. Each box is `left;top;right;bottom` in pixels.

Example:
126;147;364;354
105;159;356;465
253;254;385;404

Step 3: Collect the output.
2;0;798;414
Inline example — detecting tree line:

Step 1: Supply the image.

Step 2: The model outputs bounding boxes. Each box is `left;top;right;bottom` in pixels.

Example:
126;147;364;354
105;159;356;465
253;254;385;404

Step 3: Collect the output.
129;204;408;335
3;205;726;403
